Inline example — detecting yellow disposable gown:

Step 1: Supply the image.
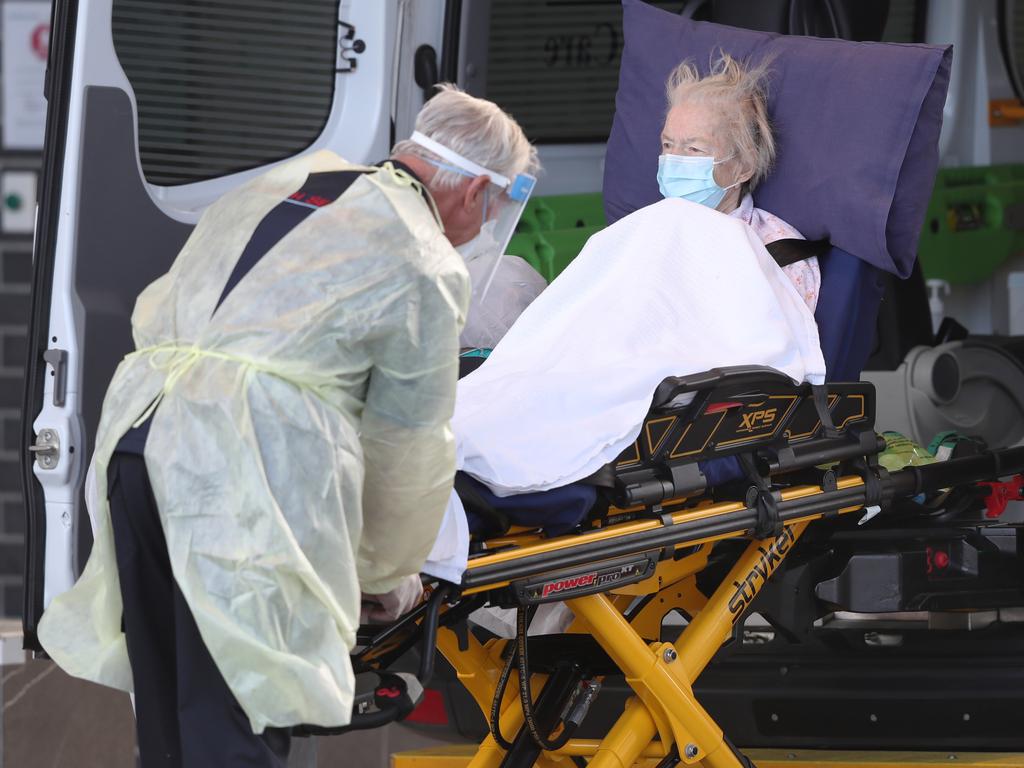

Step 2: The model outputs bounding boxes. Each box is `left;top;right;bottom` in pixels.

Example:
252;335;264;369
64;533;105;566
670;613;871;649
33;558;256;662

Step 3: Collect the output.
37;151;469;732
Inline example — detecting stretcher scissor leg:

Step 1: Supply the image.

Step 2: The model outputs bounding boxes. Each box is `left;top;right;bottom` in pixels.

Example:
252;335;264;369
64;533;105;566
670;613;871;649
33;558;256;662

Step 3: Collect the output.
586;696;660;768
435;628;515;768
552;738;670;761
567;525;813;767
569;592;741;767
499;663;582;768
437;627;563;767
677;522;810;681
625;568;711;642
437;627;510;717
467;722;522;768
464;682;564;768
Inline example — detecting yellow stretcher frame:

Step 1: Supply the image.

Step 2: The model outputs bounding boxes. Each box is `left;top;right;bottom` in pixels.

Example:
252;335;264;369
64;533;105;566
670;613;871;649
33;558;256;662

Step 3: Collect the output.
365;443;1024;768
415;477;868;768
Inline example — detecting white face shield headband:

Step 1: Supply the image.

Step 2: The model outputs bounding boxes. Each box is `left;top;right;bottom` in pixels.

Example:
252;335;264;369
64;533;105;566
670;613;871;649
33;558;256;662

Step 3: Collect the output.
409;131;536;301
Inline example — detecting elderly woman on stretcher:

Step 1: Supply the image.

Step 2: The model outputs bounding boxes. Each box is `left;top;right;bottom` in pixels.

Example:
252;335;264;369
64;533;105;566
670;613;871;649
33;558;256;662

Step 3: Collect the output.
658;53;818;311
420;53;827;596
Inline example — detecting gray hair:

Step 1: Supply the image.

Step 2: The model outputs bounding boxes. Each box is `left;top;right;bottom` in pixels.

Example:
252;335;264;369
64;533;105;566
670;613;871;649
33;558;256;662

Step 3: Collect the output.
665;53;776;190
392;84;539;190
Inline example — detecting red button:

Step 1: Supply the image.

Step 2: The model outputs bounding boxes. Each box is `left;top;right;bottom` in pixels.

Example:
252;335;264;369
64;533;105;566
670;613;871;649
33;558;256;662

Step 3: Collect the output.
933;551;950;569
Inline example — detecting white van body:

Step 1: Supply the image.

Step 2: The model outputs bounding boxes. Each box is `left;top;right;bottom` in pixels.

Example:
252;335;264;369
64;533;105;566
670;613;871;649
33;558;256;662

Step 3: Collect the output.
19;0;623;647
19;0;1022;650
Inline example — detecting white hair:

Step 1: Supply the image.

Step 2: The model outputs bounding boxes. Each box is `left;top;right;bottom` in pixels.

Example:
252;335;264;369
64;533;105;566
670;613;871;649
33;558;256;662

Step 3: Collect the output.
392;84;539;190
665;52;776;190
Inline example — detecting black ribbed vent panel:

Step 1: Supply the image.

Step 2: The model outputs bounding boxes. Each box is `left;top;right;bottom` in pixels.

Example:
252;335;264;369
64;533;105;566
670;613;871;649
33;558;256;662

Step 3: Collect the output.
112;0;340;185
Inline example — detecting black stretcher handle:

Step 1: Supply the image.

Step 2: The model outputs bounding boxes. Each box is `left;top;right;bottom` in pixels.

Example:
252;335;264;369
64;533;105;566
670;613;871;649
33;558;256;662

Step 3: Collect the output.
345;583;449;731
652;365;797;409
294;583;451;737
890;446;1024;498
414;582;448;684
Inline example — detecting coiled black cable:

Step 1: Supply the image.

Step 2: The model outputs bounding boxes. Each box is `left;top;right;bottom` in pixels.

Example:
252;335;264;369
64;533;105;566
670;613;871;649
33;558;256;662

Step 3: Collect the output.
488;638;517;750
516;606;574;752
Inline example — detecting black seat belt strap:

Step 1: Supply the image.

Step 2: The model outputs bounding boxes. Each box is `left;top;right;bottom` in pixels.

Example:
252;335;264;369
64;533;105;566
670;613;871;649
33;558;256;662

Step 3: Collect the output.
765;238;831;268
811;384;842;439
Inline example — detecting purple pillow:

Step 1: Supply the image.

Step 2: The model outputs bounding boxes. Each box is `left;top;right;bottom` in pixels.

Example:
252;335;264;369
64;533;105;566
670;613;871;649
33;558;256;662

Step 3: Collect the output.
604;0;951;278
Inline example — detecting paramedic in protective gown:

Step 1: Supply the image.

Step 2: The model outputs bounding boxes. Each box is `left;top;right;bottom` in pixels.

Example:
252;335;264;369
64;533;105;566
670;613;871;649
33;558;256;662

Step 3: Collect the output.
36;85;538;768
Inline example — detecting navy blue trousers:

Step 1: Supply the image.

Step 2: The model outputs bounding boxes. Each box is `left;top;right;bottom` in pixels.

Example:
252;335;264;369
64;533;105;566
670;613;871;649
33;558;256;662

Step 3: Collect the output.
107;452;291;767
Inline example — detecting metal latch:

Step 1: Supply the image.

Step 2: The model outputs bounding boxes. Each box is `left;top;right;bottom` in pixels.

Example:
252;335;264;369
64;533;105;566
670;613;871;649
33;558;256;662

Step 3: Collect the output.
43;348;67;407
29;428;60;470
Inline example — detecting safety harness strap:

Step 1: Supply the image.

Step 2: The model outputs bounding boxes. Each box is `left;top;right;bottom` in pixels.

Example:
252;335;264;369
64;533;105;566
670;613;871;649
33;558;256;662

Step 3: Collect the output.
811;384;842;439
765;237;831;268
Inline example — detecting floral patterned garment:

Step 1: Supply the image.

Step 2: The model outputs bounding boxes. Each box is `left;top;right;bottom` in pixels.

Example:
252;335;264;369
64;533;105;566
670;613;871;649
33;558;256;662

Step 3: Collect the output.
729;194;820;313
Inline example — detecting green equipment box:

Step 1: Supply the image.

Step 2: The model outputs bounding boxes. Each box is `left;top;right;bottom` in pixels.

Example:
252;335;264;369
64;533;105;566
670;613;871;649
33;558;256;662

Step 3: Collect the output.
507;192;606;283
917;164;1024;284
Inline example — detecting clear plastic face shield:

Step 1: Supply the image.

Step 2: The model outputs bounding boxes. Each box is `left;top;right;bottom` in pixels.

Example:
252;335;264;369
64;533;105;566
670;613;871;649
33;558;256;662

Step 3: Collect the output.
409;131;536;300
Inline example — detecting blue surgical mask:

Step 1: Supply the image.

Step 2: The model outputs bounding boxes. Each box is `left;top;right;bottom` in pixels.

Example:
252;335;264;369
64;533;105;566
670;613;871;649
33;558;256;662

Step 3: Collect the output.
657;153;739;209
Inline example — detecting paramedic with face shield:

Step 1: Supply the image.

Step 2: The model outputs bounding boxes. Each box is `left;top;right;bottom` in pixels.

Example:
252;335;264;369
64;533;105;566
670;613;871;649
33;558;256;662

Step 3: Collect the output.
392;104;545;350
36;85;538;768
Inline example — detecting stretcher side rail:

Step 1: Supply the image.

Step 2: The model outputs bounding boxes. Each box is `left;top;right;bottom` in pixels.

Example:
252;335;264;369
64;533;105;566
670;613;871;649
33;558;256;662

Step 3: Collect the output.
462;475;875;591
461;445;1024;600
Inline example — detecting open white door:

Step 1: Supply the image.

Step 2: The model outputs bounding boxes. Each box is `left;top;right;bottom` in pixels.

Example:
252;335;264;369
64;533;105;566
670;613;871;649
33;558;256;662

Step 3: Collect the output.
21;0;403;649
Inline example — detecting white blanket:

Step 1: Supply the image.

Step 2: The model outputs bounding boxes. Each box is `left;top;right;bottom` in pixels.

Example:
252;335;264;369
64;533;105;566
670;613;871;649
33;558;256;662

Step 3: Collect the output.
423;199;826;581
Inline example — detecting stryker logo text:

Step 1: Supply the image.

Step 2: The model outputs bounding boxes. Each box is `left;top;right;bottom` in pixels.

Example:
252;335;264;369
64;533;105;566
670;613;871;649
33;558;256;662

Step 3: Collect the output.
727;526;796;622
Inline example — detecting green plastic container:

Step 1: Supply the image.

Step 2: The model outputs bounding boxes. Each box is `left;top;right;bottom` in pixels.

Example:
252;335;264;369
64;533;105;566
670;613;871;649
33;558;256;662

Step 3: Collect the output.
507;192;606;282
917;164;1024;284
